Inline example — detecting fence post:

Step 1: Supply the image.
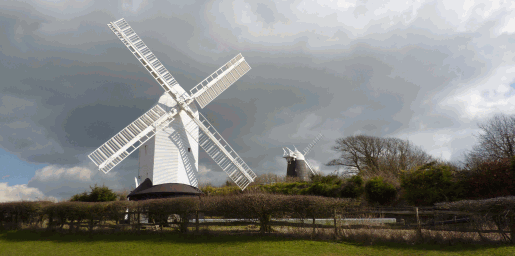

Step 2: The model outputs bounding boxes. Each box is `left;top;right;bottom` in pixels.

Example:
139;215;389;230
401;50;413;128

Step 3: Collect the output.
312;217;316;237
333;208;338;239
196;210;200;233
415;207;422;241
137;209;141;231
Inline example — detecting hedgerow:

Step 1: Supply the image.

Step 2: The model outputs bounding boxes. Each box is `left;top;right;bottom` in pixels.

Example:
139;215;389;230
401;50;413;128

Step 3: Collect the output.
0;201;51;230
436;196;515;214
460;158;515;200
401;162;464;206
200;174;364;200
139;197;199;232
0;194;359;233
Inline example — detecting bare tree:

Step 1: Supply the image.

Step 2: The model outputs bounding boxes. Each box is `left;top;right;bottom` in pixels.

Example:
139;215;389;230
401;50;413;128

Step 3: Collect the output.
463;113;515;169
379;137;434;171
326;135;433;184
326;135;385;173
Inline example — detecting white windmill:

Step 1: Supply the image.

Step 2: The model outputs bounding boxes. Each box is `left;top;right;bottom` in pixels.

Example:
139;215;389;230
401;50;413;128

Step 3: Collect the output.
87;18;257;199
283;133;323;181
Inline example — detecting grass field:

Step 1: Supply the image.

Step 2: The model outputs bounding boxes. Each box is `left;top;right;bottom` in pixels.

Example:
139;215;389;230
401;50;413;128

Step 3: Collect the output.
1;230;514;256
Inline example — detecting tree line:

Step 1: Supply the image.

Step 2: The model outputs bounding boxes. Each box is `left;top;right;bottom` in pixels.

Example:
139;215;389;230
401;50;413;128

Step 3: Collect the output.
323;113;515;206
69;113;515;207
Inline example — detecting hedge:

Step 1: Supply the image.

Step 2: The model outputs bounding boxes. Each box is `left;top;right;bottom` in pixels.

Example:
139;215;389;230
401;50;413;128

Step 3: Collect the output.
0;194;358;233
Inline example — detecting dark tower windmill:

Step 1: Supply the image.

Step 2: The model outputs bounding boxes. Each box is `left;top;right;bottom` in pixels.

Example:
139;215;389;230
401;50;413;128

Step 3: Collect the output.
282;133;323;181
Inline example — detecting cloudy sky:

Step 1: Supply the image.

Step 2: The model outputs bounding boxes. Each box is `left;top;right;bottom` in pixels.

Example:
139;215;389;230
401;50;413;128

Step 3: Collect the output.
1;0;514;202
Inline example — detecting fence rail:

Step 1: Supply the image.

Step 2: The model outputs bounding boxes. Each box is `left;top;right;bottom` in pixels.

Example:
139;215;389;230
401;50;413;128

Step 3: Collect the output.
1;200;514;244
2;208;510;239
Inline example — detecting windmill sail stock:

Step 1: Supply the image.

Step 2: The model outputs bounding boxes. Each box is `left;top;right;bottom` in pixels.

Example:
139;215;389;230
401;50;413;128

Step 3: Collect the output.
89;18;256;190
303;133;323;175
107;19;188;102
304;159;317;176
303;133;323;156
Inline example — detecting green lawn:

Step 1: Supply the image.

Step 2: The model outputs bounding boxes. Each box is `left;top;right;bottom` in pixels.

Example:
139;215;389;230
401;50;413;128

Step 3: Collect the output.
0;230;514;256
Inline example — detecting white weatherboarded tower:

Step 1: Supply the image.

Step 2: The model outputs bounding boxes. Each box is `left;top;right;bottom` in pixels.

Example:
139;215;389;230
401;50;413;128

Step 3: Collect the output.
137;92;200;187
88;18;256;191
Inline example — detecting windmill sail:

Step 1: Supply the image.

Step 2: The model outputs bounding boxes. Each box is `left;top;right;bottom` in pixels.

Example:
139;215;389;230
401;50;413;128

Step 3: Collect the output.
107;18;189;101
189;53;251;108
90;18;256;192
183;113;256;190
303;133;323;156
88;105;176;174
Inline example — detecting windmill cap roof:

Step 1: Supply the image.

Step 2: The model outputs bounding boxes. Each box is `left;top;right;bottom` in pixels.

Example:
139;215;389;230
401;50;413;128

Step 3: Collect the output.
293;150;305;160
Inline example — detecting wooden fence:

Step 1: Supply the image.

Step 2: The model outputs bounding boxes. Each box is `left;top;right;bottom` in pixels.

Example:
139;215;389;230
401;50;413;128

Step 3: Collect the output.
2;206;514;243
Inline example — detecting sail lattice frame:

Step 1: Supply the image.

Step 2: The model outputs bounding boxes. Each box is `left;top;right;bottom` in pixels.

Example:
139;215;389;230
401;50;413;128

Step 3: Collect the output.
88;105;175;174
183;113;256;190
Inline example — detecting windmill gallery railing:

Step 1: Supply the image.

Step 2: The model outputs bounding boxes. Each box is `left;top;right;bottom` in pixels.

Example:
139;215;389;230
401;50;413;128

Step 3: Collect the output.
2;196;515;243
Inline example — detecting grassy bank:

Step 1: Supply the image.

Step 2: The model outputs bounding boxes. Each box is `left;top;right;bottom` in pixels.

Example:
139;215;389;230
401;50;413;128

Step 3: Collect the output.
1;230;514;256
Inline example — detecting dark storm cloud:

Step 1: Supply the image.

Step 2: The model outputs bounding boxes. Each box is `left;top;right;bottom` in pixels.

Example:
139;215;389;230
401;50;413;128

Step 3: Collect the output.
1;0;515;199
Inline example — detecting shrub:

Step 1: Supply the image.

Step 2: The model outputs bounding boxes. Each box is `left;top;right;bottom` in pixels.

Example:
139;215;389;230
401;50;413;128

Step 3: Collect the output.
401;162;464;206
259;182;309;195
302;182;340;197
365;177;397;205
310;173;343;185
202;174;365;199
200;185;242;196
339;175;364;199
460;158;515;199
70;184;118;202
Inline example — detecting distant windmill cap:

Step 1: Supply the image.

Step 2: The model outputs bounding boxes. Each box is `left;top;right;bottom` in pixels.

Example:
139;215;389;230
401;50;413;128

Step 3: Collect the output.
293;149;305;160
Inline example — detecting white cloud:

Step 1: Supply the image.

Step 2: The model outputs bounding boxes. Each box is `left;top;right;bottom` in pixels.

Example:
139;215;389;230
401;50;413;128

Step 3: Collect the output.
0;182;56;203
31;165;96;182
305;158;321;172
196;164;227;185
394;128;480;162
442;65;515;119
27;163;133;200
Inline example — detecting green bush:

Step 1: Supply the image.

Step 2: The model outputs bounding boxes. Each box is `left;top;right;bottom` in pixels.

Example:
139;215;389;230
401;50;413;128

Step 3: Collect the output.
365;177;397;205
401;162;464;206
201;174;362;199
310;173;343;185
339;175;364;199
260;182;309;195
200;185;242;196
70;184;118;202
302;182;340;197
